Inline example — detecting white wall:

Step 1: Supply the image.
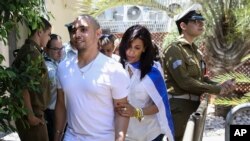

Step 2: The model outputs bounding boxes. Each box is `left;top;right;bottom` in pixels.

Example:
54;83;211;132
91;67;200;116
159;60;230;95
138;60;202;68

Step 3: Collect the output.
46;0;79;43
0;41;9;67
1;0;81;66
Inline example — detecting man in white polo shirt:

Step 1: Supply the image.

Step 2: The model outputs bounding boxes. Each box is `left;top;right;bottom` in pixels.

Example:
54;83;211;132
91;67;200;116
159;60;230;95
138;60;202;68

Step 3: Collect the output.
54;15;130;141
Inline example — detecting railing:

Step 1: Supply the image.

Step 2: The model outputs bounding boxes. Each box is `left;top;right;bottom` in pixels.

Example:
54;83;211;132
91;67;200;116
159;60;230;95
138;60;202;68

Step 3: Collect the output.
182;94;209;141
225;103;250;141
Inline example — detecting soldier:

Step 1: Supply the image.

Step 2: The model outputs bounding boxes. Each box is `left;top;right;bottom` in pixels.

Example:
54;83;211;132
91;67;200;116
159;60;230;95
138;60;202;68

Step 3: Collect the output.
12;17;51;141
163;4;235;141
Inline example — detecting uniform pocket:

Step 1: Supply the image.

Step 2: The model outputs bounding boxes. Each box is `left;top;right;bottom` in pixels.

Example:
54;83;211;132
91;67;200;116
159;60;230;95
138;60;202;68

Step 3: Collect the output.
185;57;199;77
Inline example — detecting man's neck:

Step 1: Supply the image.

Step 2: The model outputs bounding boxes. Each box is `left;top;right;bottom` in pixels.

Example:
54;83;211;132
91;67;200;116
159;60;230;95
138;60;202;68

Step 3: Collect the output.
77;48;99;68
181;33;195;45
30;35;41;47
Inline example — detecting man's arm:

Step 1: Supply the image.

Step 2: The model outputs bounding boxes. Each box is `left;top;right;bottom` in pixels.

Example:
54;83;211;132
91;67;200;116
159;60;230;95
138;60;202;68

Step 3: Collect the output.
54;89;66;141
114;97;129;141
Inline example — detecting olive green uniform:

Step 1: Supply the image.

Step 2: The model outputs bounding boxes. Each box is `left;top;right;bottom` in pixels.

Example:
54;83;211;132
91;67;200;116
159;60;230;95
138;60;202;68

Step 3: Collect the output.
163;37;221;141
12;39;50;141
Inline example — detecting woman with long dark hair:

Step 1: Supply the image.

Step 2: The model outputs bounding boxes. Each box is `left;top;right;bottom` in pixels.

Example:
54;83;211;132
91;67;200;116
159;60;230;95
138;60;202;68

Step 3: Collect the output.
117;25;174;141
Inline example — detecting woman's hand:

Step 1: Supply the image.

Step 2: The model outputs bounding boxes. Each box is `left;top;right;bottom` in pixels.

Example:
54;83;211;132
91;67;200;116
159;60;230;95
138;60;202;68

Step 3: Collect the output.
116;103;136;117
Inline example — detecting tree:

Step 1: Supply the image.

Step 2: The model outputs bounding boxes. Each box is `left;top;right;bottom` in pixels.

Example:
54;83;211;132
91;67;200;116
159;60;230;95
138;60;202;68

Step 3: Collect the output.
0;0;50;132
194;0;250;75
192;0;250;107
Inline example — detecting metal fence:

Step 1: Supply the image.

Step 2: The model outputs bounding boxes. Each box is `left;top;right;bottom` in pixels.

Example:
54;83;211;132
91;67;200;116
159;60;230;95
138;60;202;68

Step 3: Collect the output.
182;95;209;141
225;103;250;141
99;20;169;48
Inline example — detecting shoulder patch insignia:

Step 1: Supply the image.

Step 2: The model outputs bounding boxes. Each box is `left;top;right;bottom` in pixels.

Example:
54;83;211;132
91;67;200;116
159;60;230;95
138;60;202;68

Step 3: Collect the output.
173;60;182;69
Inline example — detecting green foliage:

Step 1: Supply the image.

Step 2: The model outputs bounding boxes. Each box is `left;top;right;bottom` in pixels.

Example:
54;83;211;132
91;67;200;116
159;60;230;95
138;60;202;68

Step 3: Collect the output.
0;0;50;44
0;0;50;133
188;0;250;75
214;92;250;106
162;30;179;49
212;72;250;83
241;54;250;62
213;71;250;106
0;55;43;132
195;0;250;43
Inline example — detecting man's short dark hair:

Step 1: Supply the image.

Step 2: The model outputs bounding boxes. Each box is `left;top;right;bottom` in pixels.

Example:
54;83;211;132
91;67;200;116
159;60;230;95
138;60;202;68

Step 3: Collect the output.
76;14;100;30
65;22;73;33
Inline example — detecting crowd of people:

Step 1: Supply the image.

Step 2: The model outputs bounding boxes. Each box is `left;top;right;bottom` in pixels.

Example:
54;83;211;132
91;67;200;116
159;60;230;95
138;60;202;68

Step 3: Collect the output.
11;3;236;141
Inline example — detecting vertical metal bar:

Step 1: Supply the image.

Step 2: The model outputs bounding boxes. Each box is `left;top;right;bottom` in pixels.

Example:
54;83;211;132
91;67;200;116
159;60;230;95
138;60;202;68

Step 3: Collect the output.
182;95;208;141
182;114;195;141
193;95;208;141
225;103;250;141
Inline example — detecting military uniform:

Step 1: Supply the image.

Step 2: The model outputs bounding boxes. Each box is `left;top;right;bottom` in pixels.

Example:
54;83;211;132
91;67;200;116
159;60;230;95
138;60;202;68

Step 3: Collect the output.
12;39;50;141
163;36;222;141
162;3;226;140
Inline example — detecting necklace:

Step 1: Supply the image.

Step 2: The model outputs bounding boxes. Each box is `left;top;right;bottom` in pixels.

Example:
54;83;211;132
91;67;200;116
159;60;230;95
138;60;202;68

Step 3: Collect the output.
79;60;95;75
78;53;99;75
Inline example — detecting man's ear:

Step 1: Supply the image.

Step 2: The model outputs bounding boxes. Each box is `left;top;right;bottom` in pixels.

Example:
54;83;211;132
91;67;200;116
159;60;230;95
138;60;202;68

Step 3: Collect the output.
180;22;187;32
37;29;43;37
96;28;102;38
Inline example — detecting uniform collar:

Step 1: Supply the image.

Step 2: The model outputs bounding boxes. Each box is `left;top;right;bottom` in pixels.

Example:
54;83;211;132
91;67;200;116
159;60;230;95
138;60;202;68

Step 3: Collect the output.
177;36;198;50
25;39;42;52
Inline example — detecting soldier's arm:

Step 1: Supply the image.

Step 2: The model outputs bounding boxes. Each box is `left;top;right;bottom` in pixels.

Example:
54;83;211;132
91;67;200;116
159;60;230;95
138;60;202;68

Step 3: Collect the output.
203;76;218;85
22;89;44;125
165;46;221;95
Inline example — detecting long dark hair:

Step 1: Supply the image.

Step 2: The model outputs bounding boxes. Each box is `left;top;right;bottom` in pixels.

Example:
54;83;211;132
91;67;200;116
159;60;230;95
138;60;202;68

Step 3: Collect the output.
119;25;154;79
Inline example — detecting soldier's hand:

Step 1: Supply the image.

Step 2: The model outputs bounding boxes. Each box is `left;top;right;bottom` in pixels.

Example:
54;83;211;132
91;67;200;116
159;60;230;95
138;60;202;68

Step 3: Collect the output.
219;78;236;95
200;93;209;101
27;114;44;126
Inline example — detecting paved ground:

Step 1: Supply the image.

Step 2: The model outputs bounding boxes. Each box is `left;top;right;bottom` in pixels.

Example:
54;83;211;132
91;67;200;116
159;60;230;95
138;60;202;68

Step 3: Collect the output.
0;104;225;141
0;132;20;141
202;104;225;141
203;135;224;141
0;132;225;141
